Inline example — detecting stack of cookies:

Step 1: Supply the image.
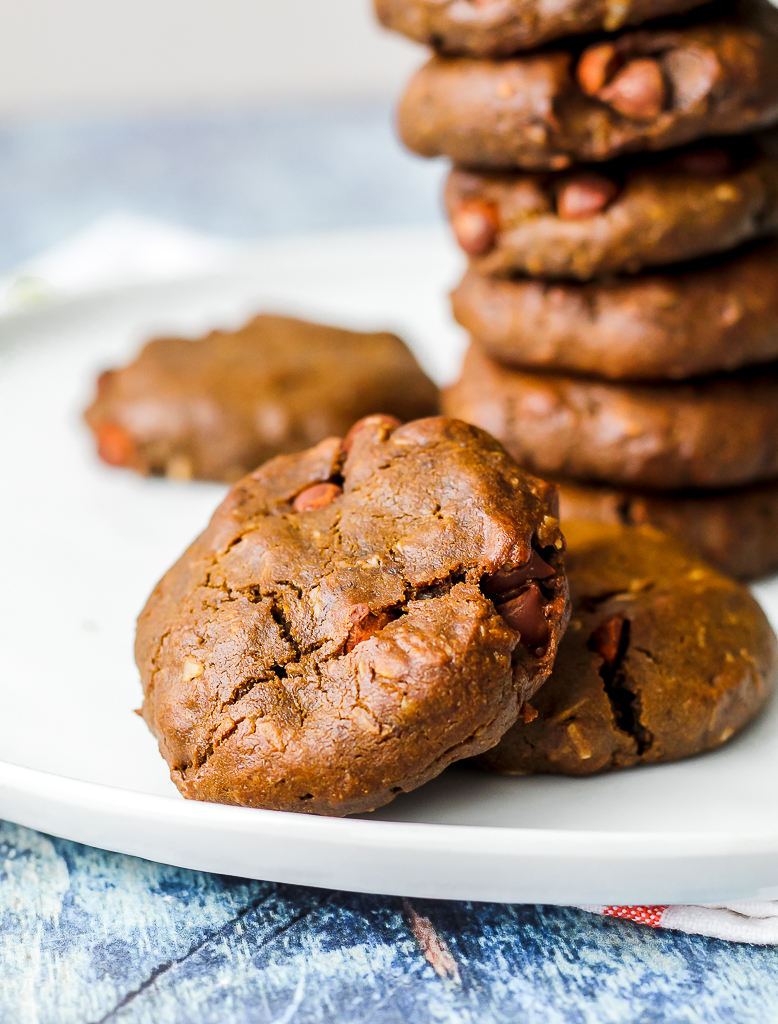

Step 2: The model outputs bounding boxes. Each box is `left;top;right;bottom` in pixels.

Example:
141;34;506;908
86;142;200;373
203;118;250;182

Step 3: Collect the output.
376;0;778;581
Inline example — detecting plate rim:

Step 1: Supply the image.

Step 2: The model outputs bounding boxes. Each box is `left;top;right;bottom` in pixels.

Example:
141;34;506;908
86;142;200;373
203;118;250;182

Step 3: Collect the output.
5;758;778;903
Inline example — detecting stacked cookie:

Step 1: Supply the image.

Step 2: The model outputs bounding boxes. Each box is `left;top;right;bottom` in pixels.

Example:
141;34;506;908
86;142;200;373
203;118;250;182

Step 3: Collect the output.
377;0;778;580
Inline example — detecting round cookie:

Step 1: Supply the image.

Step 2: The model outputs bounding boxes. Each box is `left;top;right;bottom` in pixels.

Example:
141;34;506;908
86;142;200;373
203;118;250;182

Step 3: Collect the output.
446;137;778;279
477;520;778;776
136;415;570;816
375;0;707;57
450;241;778;380
84;314;439;483
556;478;778;581
442;342;778;490
398;0;778;170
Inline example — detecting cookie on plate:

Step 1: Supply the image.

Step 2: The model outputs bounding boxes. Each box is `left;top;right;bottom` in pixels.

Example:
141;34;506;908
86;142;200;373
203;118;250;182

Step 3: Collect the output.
477;520;778;775
450;241;778;380
375;0;707;56
84;314;439;483
445;137;778;279
556;478;778;581
442;342;778;489
136;416;570;816
398;0;778;170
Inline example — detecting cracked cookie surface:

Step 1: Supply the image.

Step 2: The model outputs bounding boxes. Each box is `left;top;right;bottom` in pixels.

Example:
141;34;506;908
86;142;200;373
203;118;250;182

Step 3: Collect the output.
477;520;778;775
84;314;438;483
136;416;570;816
445;135;778;280
398;0;778;170
442;341;778;489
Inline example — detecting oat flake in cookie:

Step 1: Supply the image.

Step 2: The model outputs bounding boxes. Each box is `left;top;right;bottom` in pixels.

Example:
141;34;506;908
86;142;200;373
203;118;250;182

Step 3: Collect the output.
136;416;570;816
477;521;778;775
84;314;439;483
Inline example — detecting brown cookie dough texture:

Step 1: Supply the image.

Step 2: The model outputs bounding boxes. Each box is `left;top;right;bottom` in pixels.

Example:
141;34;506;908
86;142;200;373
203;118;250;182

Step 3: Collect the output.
375;0;706;56
84;314;439;483
398;0;778;170
451;241;778;380
442;342;778;489
136;416;570;816
477;521;778;775
446;137;778;279
557;478;778;581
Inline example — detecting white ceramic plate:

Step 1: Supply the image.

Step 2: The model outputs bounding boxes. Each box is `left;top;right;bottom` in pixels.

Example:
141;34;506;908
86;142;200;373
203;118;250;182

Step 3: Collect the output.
2;225;778;905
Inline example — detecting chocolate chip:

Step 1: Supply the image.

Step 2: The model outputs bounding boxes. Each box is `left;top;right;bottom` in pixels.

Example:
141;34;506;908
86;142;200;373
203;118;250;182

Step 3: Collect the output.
485;549;555;595
497;583;549;647
577;43;623;96
96;421;137;467
452;199;500;257
345;604;393;652
587;613;628;666
342;415;401;455
293;481;342;512
598;58;666;120
556;173;620;219
662;45;719;111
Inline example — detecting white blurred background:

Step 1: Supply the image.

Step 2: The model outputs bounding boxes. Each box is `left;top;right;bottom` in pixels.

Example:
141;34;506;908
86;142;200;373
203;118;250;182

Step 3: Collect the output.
0;0;422;118
0;0;445;274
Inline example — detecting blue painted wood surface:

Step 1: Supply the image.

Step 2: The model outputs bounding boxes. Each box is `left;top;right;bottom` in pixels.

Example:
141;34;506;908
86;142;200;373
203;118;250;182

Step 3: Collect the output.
0;819;776;1023
0;104;443;273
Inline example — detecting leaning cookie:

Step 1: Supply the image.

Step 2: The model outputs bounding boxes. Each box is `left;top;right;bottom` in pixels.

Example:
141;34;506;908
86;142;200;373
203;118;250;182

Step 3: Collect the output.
556;478;778;581
451;241;778;380
398;0;778;170
442;342;778;490
477;520;778;775
136;416;570;816
446;137;778;279
375;0;706;56
84;314;439;483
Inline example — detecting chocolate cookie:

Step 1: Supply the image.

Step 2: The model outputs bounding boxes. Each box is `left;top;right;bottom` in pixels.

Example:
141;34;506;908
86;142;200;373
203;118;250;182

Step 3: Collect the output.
398;0;778;170
446;137;778;279
451;242;778;380
557;478;778;581
477;520;778;775
376;0;706;56
442;342;778;489
136;416;570;816
84;314;439;483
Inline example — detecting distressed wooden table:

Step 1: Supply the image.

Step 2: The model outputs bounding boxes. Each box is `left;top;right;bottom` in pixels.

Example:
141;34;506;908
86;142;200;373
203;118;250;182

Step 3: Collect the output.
1;105;776;1023
1;820;776;1023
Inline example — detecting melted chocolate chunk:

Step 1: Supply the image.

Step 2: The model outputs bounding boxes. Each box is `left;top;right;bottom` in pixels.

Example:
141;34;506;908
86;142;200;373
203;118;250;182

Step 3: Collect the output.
497;583;550;648
484;549;555;595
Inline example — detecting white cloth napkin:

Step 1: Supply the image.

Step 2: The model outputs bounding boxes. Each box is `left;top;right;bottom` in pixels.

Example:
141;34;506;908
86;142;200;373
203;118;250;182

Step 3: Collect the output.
6;212;777;946
0;212;237;315
578;903;778;944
